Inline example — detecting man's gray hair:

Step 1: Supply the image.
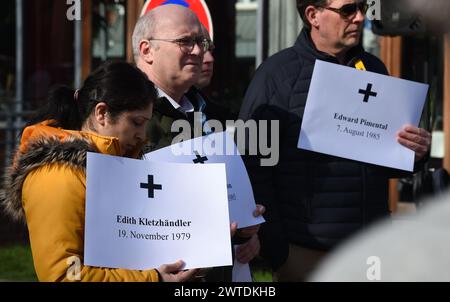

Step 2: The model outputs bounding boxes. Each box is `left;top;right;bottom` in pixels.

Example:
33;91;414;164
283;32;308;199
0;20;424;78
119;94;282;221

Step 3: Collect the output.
132;10;158;61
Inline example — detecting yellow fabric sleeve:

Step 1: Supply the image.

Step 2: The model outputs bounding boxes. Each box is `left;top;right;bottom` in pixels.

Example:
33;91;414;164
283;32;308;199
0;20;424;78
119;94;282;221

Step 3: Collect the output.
22;164;159;282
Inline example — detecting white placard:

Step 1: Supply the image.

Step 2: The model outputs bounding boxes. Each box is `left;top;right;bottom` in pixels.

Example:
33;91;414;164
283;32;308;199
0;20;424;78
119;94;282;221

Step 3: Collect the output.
298;60;429;171
84;152;232;270
144;131;265;229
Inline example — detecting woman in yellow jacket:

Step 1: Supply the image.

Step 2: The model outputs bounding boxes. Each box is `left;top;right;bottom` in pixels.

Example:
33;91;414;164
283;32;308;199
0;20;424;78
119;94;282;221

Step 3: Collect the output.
0;61;197;282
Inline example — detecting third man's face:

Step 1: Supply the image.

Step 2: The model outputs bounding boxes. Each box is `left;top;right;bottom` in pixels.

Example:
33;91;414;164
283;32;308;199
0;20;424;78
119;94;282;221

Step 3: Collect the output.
196;49;214;89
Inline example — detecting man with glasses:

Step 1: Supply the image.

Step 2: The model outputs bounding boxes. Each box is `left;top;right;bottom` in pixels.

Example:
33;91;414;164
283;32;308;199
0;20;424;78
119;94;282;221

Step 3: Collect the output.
132;4;263;282
133;4;208;151
239;0;431;281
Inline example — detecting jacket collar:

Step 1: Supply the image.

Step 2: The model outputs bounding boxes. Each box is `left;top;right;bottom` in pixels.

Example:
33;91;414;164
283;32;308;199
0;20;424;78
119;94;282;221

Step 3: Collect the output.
153;97;188;120
19;121;122;156
154;91;205;120
294;28;365;67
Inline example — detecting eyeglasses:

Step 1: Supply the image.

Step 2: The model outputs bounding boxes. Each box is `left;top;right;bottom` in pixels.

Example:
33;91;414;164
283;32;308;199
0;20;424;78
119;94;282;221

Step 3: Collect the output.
320;1;369;19
149;36;210;54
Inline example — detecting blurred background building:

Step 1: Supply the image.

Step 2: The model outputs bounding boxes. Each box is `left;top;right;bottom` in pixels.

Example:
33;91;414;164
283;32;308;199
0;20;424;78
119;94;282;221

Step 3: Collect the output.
0;0;449;243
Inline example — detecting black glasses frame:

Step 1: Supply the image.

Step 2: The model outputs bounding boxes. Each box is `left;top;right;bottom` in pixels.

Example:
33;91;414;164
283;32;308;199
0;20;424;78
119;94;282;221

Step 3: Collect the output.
149;36;210;53
320;1;369;18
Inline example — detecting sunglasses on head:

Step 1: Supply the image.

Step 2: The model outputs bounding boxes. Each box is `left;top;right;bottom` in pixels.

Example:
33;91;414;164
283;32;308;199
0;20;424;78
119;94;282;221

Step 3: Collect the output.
320;1;369;18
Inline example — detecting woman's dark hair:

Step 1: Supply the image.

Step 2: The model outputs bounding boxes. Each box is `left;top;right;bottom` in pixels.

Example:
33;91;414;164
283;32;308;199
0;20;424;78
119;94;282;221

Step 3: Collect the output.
29;61;157;130
297;0;329;30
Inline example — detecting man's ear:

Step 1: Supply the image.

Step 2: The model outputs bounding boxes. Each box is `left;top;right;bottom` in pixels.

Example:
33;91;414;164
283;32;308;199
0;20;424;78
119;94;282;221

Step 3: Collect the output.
139;40;154;64
305;5;320;28
94;102;109;127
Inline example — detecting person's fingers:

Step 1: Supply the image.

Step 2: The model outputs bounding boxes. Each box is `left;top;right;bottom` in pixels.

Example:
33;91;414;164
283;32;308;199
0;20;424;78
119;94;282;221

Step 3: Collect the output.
236;243;251;263
253;204;265;217
238;225;259;238
158;260;184;274
236;244;258;263
402;125;432;138
397;127;431;162
397;136;429;156
158;260;190;282
236;249;251;263
176;268;199;282
398;131;430;146
230;222;238;237
236;235;260;263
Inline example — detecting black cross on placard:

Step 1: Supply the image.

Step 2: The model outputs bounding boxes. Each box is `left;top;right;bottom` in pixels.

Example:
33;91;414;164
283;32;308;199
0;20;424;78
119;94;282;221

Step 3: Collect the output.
359;83;378;103
140;175;162;198
193;151;208;164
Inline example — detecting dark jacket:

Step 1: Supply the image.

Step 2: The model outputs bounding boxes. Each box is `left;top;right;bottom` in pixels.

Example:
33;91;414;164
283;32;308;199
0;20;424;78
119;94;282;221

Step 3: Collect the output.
146;88;235;152
239;29;410;270
146;96;201;153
